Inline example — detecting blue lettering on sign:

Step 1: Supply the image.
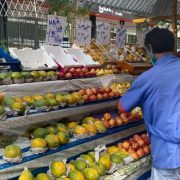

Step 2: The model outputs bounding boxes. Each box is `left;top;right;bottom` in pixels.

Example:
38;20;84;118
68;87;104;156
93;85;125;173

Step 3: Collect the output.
48;19;61;26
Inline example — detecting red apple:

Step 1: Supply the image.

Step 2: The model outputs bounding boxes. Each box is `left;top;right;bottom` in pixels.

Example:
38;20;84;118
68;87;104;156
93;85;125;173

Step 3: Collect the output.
122;141;130;150
97;94;103;100
128;148;136;154
72;72;78;78
129;138;135;146
92;88;97;95
79;72;84;77
99;88;105;94
82;67;89;73
109;92;115;98
59;72;65;78
70;68;76;73
89;95;97;101
115;117;123;126
85;72;90;77
65;72;72;79
141;134;150;145
76;68;81;73
131;143;140;151
136;139;145;147
133;134;141;142
130;152;139;160
79;89;86;96
103;93;108;99
86;89;93;96
136;148;144;158
105;87;111;93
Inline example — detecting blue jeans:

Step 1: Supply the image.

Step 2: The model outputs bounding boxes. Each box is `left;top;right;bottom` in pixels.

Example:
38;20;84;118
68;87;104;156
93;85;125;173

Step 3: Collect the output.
151;167;180;180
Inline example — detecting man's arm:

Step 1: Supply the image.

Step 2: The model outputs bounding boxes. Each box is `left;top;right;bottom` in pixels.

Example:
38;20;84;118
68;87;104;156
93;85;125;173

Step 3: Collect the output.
118;77;145;113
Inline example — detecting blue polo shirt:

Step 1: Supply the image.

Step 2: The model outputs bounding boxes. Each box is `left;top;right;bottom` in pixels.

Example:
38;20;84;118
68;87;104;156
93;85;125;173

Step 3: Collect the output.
119;53;180;169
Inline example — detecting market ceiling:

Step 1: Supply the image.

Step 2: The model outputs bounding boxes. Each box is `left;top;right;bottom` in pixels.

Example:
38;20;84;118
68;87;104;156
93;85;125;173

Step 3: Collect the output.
84;0;180;18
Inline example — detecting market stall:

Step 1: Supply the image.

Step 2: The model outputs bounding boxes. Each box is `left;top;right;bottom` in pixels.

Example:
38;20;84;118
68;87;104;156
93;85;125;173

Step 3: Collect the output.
0;0;179;179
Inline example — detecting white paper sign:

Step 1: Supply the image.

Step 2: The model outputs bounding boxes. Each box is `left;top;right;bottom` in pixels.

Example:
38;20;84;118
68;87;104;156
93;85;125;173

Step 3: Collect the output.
76;19;92;46
116;26;126;48
46;15;67;45
96;22;111;45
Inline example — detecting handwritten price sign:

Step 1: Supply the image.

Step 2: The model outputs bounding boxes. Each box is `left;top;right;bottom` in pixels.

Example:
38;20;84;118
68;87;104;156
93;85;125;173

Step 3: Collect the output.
76;19;92;46
46;15;67;45
96;22;111;45
116;27;126;48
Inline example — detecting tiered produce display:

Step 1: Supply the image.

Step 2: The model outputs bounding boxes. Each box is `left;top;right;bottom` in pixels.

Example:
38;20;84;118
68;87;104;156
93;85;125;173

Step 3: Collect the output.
0;82;130;120
0;46;151;180
17;132;150;180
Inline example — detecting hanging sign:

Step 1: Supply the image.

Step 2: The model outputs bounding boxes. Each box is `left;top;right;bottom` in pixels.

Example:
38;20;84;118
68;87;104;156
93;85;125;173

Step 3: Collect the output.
96;22;111;45
116;26;126;48
46;15;67;45
76;19;92;46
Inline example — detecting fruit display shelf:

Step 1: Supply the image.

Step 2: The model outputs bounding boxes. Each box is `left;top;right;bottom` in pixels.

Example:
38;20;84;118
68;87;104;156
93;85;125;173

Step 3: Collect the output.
0;74;133;96
0;121;145;179
0;98;119;134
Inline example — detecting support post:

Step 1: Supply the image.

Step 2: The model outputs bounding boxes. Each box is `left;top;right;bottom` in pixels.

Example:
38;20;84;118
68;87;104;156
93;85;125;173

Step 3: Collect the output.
172;0;177;52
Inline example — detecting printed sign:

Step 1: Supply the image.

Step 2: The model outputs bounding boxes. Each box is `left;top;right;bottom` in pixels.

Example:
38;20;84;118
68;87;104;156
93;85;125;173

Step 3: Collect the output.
76;19;92;46
96;22;111;45
46;15;67;45
116;26;126;48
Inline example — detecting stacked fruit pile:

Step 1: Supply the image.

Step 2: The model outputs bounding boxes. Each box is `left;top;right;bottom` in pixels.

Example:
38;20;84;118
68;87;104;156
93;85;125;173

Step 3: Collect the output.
29;118;107;151
100;110;142;128
78;87;120;102
59;67;97;79
58;65;124;79
95;64;122;76
119;46;149;63
117;133;150;160
0;71;58;85
3;112;142;162
111;82;131;96
18;132;150;180
0;81;131;118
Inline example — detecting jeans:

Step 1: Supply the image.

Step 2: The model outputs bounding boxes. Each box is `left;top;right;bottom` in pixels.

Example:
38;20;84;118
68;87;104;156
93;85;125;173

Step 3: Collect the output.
151;167;180;180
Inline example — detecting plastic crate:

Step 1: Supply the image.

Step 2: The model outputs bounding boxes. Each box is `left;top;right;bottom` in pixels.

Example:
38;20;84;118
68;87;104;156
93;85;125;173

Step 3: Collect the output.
0;48;21;72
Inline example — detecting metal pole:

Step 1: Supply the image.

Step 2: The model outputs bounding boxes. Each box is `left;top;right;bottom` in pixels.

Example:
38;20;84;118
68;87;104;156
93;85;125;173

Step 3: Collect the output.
0;0;8;47
172;0;177;52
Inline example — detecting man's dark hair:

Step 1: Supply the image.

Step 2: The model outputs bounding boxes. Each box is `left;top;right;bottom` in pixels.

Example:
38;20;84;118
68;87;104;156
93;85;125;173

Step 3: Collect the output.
144;27;175;53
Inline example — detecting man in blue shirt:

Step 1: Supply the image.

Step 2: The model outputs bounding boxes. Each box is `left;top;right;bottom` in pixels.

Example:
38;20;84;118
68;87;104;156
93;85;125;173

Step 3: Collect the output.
118;28;180;179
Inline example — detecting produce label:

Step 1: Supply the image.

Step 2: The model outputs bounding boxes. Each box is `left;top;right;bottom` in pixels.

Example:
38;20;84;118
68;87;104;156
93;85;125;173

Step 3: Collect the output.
116;26;126;48
96;22;111;45
76;19;92;46
46;15;67;45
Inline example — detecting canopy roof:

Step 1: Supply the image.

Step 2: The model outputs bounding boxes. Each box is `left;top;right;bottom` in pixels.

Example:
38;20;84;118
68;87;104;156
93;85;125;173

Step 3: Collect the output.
85;0;180;17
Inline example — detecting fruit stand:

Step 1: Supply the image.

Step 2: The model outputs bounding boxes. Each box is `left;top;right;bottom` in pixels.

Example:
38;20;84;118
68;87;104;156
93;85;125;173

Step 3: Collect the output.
0;44;153;180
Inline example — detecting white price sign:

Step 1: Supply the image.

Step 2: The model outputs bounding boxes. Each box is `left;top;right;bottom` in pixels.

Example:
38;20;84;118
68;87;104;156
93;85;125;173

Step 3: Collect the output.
96;22;111;45
76;19;92;46
46;15;67;45
116;26;126;48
